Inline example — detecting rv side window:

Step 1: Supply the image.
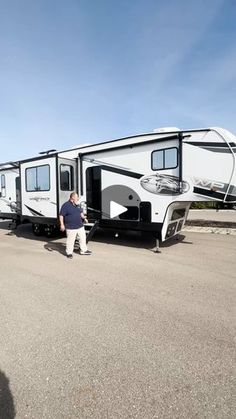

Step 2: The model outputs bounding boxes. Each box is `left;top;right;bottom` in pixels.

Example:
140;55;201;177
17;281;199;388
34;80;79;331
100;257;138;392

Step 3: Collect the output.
152;147;178;170
26;165;50;191
1;174;6;197
60;164;74;191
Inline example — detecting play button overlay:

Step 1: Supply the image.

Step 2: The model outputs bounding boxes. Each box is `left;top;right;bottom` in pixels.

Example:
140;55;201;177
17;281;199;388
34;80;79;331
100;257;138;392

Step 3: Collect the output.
110;201;128;218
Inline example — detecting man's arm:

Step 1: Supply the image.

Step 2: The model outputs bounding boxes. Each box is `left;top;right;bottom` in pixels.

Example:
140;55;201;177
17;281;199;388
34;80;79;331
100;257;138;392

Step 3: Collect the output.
80;211;88;223
59;215;66;232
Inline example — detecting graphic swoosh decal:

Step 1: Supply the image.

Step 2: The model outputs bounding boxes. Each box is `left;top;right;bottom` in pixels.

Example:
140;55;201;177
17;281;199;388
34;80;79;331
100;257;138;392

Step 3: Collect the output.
24;205;45;216
193;187;236;202
186;141;236;153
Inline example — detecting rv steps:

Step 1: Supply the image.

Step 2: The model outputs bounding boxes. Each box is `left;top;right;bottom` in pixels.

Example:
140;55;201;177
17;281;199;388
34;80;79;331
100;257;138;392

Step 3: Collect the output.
84;221;99;243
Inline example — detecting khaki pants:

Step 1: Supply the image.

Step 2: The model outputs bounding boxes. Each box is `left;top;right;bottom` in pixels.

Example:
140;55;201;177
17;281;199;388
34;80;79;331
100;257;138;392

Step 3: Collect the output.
66;227;87;255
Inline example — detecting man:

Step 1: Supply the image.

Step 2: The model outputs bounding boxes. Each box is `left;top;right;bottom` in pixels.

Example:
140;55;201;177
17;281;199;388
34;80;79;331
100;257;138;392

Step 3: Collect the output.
59;192;92;259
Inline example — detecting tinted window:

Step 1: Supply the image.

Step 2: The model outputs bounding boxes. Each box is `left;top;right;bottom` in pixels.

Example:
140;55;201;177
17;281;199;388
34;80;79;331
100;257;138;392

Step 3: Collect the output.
165;148;177;168
37;166;50;190
60;164;74;191
26;165;50;191
152;147;178;170
152;150;164;170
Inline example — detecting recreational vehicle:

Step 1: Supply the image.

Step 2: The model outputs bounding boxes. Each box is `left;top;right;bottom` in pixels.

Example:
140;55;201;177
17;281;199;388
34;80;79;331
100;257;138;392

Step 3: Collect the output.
0;161;20;221
18;127;236;245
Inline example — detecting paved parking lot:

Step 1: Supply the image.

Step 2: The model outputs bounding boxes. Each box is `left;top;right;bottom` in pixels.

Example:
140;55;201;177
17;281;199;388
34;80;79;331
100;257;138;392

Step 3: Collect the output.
188;209;236;223
0;222;235;418
184;209;236;235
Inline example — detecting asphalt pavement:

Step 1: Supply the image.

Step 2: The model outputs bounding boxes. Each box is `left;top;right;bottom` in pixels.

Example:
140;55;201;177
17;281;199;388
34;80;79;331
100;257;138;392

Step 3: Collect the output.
188;209;236;223
0;222;235;418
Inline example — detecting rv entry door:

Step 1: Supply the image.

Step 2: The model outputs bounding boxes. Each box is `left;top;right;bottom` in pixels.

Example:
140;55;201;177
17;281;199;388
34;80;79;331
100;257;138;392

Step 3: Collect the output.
58;158;77;211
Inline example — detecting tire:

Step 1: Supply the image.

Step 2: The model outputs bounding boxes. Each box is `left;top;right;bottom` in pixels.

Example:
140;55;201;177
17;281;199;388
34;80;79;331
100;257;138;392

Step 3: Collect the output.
32;223;44;236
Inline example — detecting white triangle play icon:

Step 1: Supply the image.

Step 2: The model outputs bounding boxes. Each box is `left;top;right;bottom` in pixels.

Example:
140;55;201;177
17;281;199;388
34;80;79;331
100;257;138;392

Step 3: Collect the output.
110;201;128;218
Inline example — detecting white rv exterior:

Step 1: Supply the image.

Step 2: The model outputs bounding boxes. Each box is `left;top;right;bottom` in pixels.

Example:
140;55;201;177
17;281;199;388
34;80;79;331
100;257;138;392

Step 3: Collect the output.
19;127;236;241
0;162;20;220
19;149;78;234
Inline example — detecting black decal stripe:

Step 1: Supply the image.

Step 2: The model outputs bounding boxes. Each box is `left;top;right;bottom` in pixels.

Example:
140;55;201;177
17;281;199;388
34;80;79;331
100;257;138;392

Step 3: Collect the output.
187;141;236;147
202;148;233;153
186;142;236;153
193;187;236;202
24;205;45;216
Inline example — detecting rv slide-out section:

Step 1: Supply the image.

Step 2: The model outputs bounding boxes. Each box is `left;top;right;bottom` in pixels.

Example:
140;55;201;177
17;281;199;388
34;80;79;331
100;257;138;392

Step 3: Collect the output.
20;153;77;235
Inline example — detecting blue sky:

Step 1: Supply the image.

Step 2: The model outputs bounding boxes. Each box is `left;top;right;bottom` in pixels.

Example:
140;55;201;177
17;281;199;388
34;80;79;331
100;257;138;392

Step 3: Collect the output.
0;0;236;161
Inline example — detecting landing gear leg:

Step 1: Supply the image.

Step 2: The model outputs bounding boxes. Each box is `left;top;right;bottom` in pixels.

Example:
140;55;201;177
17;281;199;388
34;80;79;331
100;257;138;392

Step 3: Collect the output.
154;238;161;253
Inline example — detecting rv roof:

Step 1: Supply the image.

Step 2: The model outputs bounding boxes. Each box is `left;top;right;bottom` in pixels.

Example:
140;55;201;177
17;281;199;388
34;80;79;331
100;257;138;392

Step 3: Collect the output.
0;161;19;169
68;128;213;155
20;127;215;163
153;127;180;133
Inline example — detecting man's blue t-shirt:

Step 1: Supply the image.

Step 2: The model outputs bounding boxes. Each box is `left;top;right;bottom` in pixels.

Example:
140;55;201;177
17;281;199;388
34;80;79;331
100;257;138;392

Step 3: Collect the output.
60;201;83;229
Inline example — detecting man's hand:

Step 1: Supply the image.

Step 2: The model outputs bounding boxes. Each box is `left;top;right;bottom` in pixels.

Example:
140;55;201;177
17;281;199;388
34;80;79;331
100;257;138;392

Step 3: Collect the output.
81;213;88;223
59;215;65;232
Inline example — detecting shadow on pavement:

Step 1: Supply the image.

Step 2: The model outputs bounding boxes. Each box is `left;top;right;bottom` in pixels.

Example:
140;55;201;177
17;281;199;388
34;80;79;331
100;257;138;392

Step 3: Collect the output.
87;229;192;250
0;221;12;231
0;222;193;251
161;234;193;247
44;241;66;256
92;229;156;249
0;370;16;419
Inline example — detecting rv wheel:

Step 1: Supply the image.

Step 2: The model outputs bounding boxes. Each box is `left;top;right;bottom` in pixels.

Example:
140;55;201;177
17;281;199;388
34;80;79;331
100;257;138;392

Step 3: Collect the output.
32;223;44;236
44;224;58;238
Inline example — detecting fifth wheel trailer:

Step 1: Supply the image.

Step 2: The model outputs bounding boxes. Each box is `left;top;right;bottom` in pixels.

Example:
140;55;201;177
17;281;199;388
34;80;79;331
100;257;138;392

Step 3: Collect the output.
19;127;236;242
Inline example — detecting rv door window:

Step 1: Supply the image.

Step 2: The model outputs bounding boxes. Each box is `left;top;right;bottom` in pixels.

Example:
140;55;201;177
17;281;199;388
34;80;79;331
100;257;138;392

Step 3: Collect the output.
1;174;6;197
26;165;50;191
60;164;74;191
152;147;178;170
